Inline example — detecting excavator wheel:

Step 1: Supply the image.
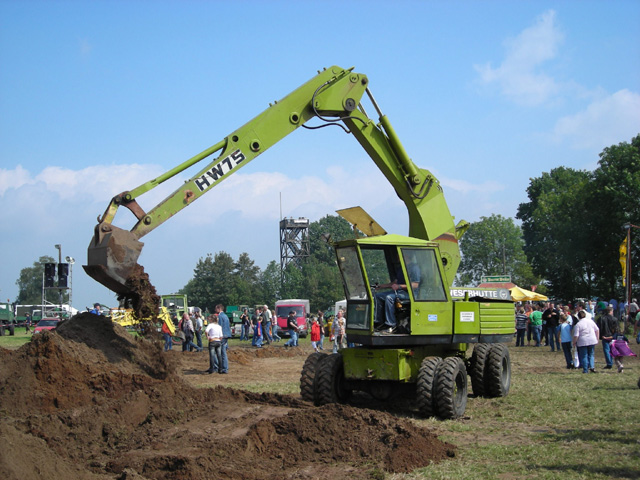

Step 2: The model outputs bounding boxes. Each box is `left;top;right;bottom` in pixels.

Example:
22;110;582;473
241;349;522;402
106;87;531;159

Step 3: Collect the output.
314;354;351;406
299;352;325;402
416;356;442;417
435;356;468;420
470;343;491;397
485;344;511;397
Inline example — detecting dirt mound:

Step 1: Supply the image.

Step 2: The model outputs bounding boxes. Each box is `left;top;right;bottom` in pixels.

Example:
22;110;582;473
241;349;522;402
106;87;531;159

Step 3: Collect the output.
0;314;456;479
252;403;454;473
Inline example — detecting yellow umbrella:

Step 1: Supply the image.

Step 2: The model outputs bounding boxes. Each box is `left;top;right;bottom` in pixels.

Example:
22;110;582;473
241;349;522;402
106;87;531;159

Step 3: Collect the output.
509;286;548;302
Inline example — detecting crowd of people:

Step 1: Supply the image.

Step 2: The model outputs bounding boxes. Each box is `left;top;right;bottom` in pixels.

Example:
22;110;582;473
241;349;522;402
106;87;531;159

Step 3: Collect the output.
514;299;638;374
161;297;639;378
163;304;233;375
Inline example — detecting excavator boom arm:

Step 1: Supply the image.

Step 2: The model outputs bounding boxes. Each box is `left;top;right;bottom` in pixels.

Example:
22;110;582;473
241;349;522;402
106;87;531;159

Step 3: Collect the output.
85;65;466;295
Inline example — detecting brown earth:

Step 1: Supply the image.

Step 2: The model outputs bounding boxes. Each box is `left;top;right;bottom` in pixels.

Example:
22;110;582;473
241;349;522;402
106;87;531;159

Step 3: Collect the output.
117;264;161;319
0;314;456;480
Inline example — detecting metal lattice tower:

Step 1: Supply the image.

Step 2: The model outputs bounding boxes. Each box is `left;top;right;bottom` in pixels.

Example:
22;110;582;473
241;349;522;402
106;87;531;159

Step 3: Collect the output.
279;217;310;281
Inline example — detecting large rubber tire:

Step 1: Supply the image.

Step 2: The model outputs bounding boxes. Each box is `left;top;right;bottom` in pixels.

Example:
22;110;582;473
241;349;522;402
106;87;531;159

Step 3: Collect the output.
470;343;491;397
314;354;351;406
299;352;325;402
416;356;442;417
435;356;468;420
485;344;511;397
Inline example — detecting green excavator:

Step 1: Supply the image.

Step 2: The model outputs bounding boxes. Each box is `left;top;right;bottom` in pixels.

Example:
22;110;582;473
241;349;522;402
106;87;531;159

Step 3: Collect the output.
85;65;513;419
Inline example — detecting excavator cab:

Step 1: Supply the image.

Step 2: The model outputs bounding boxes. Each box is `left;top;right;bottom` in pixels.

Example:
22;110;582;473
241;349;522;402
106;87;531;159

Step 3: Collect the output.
334;234;451;346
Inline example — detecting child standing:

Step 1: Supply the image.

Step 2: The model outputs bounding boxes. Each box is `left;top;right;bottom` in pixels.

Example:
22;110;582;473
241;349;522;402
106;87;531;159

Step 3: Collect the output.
610;335;637;373
310;316;321;352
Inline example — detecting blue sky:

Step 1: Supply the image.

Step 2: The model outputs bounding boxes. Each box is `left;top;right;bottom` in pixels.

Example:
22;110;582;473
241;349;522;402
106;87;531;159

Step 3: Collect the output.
1;0;639;311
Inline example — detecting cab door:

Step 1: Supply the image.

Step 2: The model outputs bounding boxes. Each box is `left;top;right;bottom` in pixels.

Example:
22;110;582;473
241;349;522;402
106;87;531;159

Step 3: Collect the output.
400;247;453;338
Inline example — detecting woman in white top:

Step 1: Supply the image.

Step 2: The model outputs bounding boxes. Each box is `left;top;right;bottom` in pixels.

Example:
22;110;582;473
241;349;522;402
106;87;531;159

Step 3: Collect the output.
572;310;600;373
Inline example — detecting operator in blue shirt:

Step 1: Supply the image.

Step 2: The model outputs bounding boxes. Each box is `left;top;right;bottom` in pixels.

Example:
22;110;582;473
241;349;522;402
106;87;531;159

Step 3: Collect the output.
374;255;420;334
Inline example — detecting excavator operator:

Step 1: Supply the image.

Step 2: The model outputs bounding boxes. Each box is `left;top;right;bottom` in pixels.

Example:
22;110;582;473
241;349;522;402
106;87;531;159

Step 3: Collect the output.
374;254;420;333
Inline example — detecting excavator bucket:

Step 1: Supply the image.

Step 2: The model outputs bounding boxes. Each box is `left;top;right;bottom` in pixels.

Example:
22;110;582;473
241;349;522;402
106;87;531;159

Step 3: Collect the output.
83;224;144;295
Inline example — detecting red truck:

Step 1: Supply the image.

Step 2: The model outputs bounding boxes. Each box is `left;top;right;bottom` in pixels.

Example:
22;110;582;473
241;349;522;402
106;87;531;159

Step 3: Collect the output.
275;299;310;338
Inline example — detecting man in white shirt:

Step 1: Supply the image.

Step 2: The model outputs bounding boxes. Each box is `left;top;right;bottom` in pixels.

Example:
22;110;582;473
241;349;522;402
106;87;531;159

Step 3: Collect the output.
205;316;224;374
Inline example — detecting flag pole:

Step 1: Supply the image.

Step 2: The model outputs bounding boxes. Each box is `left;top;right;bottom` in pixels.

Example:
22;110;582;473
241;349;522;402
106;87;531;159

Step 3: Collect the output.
623;223;639;332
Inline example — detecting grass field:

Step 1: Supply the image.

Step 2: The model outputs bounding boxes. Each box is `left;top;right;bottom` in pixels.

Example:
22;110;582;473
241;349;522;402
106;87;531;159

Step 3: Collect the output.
405;343;640;480
225;336;640;480
3;330;639;479
0;330;33;348
220;336;640;479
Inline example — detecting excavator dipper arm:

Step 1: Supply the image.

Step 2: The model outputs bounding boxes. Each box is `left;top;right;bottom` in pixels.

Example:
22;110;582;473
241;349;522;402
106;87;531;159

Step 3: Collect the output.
84;65;467;295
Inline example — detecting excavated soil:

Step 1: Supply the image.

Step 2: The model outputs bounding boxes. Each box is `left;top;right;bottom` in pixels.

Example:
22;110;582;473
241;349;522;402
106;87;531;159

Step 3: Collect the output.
0;314;456;479
117;264;161;320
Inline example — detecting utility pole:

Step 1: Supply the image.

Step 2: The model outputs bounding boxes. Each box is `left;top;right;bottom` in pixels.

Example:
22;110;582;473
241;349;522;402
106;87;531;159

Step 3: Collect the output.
622;223;639;331
502;243;507;275
55;244;62;315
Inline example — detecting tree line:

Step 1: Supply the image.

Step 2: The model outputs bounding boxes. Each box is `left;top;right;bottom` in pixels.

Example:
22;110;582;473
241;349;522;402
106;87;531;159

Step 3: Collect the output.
179;214;355;313
15;135;639;310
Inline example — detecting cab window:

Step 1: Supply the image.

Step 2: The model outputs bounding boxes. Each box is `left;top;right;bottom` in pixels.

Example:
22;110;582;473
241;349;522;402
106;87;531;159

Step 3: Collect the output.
401;248;447;301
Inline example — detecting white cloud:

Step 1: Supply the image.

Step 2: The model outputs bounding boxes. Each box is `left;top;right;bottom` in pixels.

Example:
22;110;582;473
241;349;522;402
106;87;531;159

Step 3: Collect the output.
1;164;166;203
474;10;563;106
176;164;401;228
553;89;640;150
440;176;504;194
0;165;32;195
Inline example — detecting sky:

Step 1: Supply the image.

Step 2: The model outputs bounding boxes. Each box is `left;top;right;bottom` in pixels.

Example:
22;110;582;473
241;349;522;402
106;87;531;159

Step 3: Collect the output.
1;0;639;311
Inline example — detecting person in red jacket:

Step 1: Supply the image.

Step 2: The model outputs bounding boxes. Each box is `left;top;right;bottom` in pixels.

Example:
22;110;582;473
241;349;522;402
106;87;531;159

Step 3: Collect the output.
310;316;321;353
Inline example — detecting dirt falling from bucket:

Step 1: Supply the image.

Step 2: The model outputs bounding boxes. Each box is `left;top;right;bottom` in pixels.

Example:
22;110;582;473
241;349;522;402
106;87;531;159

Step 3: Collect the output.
117;263;161;320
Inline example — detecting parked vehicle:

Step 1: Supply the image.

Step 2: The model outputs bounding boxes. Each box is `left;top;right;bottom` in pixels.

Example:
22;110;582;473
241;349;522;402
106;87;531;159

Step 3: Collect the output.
33;318;60;334
275;299;310;337
160;294;189;325
0;302;16;335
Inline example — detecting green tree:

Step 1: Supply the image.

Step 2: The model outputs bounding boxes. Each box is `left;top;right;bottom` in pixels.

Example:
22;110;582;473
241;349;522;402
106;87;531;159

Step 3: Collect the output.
517;167;593;300
207;252;238;308
299;258;344;312
517;134;640;300
458;215;537;288
280;262;304;300
590;134;640;295
16;256;69;305
308;215;355;264
258;261;281;306
182;254;217;313
184;251;262;311
234;252;260;303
